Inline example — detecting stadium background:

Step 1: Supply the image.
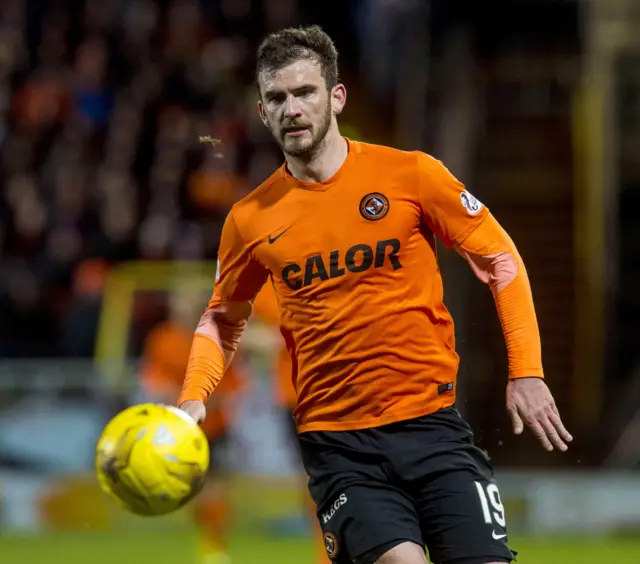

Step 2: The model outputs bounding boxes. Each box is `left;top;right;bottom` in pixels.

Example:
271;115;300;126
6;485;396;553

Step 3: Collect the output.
0;0;639;562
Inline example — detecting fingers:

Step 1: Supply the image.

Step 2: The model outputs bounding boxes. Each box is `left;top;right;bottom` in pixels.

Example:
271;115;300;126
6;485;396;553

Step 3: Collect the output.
193;407;206;424
523;414;554;451
179;402;206;424
508;406;524;435
521;406;573;452
549;406;573;443
540;413;568;452
507;378;573;452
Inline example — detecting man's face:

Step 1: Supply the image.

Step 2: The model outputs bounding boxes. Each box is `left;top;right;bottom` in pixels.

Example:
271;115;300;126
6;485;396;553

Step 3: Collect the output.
258;59;339;157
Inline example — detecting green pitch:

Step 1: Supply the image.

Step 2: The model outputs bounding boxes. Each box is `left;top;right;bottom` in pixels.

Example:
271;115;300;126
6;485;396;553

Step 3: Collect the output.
1;531;638;564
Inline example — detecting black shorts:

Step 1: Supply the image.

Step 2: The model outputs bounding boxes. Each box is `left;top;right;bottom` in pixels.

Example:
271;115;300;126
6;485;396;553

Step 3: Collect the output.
298;407;516;564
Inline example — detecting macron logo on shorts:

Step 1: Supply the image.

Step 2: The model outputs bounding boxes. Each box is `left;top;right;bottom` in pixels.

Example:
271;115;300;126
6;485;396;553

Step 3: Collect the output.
322;493;348;524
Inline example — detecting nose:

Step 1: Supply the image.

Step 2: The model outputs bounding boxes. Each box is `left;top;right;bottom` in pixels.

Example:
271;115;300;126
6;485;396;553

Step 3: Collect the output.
283;94;301;119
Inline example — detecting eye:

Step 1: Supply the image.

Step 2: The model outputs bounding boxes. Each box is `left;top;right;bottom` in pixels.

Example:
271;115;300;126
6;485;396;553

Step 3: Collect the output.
266;93;285;105
296;88;315;98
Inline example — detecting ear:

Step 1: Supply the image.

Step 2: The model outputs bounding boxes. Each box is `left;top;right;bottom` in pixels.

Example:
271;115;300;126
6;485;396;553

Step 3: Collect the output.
257;100;269;127
330;84;347;115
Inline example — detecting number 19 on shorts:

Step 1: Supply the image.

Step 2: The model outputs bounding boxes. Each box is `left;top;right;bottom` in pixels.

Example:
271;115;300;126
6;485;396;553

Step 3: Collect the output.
474;481;506;528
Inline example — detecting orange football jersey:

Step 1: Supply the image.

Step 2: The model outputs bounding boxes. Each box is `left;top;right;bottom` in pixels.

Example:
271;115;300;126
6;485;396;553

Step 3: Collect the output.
252;281;295;408
210;140;494;433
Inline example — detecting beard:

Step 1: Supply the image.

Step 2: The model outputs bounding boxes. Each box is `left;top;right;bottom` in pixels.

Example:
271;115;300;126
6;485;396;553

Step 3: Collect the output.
273;100;333;158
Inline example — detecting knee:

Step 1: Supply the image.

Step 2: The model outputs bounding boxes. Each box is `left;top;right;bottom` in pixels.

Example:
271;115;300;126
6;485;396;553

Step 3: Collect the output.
374;541;428;564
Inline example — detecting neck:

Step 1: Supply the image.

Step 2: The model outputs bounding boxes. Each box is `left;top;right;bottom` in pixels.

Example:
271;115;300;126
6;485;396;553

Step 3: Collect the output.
285;124;348;183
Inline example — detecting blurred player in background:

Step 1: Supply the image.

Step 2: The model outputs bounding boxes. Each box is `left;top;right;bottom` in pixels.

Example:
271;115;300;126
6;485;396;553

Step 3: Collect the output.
179;25;573;564
251;282;328;564
140;287;243;564
142;284;326;563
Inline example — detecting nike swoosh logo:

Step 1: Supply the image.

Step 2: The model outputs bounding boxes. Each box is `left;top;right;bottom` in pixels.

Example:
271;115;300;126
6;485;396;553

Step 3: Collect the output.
492;531;507;540
268;228;289;244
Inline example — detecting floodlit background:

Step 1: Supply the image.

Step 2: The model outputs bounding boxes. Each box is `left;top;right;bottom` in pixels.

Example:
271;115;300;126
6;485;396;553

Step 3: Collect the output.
0;0;639;563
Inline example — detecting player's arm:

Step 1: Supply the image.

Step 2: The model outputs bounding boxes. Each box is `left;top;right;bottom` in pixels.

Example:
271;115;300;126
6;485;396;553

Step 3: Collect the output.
178;209;268;422
417;153;572;452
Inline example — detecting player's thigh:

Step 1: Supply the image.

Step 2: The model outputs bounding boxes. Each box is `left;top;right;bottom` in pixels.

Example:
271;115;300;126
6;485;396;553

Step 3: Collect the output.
416;456;516;564
369;541;428;564
314;480;424;564
300;429;425;563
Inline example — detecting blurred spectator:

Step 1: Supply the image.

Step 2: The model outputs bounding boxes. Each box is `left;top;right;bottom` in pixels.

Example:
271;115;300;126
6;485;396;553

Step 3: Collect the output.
0;0;373;358
58;259;108;357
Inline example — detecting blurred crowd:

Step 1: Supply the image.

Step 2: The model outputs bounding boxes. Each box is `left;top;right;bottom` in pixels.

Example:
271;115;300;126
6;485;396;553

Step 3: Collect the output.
0;0;409;358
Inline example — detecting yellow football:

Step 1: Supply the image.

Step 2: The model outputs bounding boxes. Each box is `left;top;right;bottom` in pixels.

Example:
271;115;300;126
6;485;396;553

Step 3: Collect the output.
95;403;209;516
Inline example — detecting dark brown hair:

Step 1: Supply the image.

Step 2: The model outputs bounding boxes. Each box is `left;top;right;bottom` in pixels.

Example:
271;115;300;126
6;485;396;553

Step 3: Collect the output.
256;25;339;90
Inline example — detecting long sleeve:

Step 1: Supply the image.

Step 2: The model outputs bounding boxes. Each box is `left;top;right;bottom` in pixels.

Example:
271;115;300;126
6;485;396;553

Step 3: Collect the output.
456;215;543;379
416;151;542;378
178;209;269;405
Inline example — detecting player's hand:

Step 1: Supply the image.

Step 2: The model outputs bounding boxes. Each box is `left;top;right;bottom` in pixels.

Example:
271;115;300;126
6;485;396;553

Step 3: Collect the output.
178;400;207;424
506;377;573;452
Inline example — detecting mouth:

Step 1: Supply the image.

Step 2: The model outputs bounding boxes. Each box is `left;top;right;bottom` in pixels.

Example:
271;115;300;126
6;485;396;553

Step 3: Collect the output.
284;126;308;137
